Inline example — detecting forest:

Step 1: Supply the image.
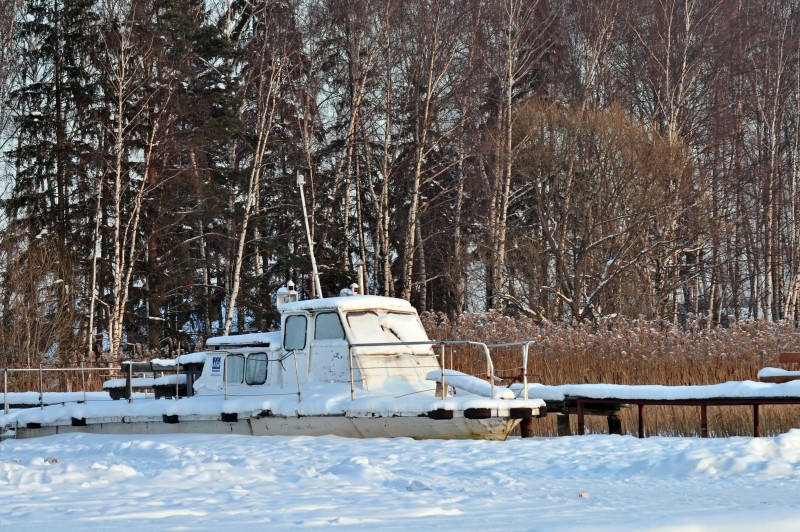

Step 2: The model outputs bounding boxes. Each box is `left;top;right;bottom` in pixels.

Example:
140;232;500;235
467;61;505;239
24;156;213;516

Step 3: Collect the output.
1;0;800;367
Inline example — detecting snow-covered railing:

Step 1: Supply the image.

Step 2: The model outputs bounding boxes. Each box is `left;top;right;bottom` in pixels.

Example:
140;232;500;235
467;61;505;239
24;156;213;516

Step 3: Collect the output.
2;364;122;414
483;341;536;399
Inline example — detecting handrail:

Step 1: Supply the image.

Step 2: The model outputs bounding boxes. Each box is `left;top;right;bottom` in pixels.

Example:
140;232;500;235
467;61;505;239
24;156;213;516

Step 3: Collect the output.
347;339;500;399
2;366;129;414
292;349;302;401
484;340;537;400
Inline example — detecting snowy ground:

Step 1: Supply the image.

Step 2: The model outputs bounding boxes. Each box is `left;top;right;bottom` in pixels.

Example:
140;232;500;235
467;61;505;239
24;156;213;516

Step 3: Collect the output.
2;431;800;531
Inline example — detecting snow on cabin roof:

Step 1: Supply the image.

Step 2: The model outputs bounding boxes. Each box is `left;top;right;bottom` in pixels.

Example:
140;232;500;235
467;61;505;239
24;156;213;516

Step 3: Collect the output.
206;331;281;348
278;295;417;314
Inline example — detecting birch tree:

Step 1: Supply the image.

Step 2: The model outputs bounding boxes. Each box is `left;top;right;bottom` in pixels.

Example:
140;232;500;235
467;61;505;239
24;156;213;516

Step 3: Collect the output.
96;0;177;358
624;0;722;322
319;0;391;286
480;0;555;311
515;101;698;321
396;0;467;304
221;3;290;335
0;0;20;142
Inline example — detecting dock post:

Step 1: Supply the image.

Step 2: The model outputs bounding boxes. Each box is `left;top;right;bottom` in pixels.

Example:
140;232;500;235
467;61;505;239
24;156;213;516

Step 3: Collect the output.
753;404;760;437
700;405;708;437
607;413;622;435
638;404;644;438
577;400;585;435
520;417;534;438
556;413;572;436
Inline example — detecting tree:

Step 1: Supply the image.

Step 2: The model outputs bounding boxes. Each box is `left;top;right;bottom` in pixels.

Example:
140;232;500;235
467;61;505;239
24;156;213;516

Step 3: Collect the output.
512;100;698;321
478;0;556;311
0;232;79;367
221;0;295;335
0;0;21;144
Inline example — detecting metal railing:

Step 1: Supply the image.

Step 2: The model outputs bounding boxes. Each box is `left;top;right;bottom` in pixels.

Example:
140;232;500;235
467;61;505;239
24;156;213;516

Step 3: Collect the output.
2;364;122;414
346;339;538;400
484;340;537;400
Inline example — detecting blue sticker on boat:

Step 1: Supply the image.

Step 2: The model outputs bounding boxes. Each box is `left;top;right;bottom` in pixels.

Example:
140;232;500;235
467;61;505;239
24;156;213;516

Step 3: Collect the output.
211;356;222;374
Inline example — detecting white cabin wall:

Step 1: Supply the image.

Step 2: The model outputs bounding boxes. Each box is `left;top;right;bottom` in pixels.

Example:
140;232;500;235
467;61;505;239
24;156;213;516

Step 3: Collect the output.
309;338;352;383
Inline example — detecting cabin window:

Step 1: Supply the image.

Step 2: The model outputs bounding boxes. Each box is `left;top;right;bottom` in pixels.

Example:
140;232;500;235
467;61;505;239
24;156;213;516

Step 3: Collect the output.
284;315;307;350
315;312;345;340
225;353;245;383
245;353;268;385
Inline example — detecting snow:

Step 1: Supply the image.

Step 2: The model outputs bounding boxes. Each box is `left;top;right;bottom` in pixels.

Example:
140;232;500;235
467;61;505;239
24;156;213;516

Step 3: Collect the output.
758;367;800;380
2;431;800;531
515;380;800;401
6;380;800;430
205;332;280;348
1;381;544;427
278;294;416;313
427;369;516;399
153;374;187;386
1;392;111;407
102;377;155;389
151;351;211;365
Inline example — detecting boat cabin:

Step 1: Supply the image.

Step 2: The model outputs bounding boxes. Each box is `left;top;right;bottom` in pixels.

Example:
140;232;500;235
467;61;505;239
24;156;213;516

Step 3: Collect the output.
195;287;439;397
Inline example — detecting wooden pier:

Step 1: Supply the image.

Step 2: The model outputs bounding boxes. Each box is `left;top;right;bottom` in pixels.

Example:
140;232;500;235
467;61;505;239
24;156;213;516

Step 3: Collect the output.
570;395;800;438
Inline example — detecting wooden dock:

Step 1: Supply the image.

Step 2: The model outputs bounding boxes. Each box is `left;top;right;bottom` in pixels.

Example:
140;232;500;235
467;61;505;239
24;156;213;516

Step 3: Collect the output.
516;381;800;438
569;395;800;438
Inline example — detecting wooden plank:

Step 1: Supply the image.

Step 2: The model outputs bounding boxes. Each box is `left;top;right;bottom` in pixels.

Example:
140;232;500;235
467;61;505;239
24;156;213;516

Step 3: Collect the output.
121;361;153;373
778;352;800;364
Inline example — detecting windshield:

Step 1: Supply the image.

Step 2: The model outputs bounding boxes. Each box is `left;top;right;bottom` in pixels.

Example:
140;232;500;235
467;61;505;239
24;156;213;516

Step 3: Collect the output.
345;311;429;345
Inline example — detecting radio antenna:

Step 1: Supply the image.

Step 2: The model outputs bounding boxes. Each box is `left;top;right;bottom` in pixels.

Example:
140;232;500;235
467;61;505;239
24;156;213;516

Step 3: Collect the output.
297;173;323;298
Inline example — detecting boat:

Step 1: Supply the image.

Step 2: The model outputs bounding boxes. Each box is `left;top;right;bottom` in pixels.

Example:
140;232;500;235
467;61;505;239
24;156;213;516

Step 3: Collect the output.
4;283;546;440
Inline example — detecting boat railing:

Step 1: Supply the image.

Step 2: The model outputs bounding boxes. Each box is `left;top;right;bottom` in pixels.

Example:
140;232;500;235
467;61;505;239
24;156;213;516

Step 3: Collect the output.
484;341;536;400
1;364;122;414
346;339;537;400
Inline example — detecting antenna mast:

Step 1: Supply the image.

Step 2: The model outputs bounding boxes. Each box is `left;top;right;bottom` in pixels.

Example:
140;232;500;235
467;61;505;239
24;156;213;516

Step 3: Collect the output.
297;174;323;298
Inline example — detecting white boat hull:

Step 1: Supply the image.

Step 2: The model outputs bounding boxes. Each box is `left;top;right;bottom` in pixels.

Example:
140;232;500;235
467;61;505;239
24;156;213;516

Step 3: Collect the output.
14;413;520;440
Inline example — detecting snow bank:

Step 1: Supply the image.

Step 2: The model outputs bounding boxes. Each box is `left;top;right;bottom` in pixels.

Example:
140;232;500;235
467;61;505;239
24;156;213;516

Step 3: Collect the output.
1;431;799;530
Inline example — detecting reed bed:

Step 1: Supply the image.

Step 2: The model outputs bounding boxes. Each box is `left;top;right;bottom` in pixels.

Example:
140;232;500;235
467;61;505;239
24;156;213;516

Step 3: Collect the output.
421;311;800;437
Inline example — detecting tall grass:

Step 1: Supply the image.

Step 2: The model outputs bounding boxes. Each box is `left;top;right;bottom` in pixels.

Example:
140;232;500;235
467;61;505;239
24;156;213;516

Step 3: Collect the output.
421;311;800;437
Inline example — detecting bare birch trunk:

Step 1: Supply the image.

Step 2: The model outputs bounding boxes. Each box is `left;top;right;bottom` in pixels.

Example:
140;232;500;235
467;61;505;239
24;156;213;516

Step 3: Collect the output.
100;11;171;359
222;46;285;335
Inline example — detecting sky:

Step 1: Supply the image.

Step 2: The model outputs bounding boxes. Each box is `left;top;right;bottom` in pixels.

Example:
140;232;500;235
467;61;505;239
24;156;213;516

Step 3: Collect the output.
2;430;800;531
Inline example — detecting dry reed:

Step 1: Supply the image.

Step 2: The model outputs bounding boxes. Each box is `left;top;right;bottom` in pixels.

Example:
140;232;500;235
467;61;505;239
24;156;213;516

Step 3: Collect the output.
421;311;800;437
